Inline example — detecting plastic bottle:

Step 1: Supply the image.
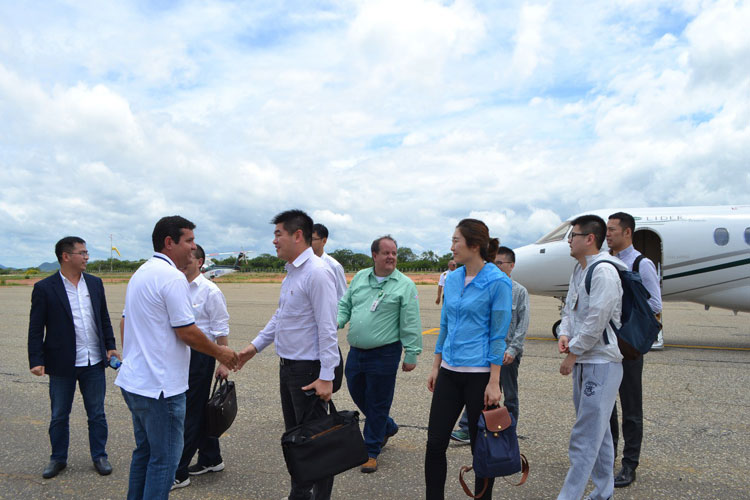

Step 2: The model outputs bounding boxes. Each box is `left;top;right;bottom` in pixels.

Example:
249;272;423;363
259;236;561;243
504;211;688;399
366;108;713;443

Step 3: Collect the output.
109;357;122;369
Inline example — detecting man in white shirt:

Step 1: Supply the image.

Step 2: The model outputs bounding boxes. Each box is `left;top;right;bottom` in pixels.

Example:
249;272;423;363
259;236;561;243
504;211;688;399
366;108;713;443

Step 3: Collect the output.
28;236;119;479
311;223;347;300
606;212;663;488
116;216;238;500
557;215;625;500
239;209;339;500
172;244;231;489
435;260;456;305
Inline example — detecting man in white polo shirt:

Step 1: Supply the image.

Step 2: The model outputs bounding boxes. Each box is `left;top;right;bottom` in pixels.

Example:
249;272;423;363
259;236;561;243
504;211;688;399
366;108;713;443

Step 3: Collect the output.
116;216;239;500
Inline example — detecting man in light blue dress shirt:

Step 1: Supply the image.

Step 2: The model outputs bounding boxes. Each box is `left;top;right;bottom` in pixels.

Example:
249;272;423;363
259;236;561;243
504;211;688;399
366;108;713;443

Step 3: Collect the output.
239;209;340;500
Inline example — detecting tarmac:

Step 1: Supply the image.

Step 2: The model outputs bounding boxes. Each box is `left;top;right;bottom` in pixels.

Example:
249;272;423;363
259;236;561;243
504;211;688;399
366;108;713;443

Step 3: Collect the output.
1;282;749;499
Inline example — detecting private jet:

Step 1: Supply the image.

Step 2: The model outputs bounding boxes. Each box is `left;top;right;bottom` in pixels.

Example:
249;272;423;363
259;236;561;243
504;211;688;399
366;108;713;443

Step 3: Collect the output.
202;251;250;280
511;205;750;337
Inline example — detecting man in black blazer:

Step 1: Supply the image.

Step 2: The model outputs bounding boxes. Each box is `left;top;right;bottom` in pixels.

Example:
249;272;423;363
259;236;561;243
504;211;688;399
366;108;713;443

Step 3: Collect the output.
28;236;119;479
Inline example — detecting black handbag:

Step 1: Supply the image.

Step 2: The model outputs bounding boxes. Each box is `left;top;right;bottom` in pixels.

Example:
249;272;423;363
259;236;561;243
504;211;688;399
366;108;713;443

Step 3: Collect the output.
281;398;368;483
205;377;237;438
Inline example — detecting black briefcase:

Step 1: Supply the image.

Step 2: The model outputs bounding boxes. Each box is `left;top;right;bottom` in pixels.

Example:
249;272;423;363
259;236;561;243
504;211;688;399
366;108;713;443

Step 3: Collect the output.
205;377;237;438
281;399;368;483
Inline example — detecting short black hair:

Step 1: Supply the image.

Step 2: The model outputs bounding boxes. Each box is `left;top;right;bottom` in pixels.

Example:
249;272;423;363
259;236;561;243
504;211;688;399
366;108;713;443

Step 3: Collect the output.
312;223;329;239
55;236;86;263
152;216;196;252
609;211;636;233
194;244;205;263
371;235;397;254
272;209;313;245
496;246;516;263
571;214;607;249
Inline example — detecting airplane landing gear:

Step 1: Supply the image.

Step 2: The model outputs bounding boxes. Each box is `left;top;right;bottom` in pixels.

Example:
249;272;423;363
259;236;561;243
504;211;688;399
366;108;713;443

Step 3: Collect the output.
552;320;561;339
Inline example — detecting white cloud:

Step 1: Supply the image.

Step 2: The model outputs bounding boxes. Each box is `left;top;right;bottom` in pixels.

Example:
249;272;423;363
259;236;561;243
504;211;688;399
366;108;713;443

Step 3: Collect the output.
0;1;748;267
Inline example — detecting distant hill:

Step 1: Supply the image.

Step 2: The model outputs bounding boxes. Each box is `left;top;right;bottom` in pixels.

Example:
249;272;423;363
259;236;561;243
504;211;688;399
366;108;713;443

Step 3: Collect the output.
0;264;6;269
38;262;60;272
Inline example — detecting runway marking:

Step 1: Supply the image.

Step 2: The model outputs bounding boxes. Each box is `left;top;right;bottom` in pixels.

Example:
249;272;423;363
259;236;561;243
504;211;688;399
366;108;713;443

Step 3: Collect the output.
422;328;439;335
526;336;750;351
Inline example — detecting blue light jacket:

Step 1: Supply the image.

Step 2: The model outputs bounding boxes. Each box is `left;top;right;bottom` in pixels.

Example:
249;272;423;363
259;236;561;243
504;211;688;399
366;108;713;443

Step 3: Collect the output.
435;262;512;367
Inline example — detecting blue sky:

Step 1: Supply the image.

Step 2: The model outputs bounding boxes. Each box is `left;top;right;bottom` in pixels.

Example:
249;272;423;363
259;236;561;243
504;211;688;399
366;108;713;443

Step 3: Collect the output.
1;0;749;267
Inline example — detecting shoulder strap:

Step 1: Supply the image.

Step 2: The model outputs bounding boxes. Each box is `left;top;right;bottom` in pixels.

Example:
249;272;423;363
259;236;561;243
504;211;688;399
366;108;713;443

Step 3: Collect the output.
584;260;618;294
633;254;645;273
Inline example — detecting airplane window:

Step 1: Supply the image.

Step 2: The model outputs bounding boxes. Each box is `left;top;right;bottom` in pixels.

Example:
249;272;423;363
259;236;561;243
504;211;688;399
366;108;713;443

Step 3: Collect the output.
535;221;572;244
713;228;729;246
745;227;750;245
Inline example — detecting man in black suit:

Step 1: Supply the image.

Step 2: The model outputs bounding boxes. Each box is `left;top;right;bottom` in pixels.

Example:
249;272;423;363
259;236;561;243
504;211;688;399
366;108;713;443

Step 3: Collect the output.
28;236;119;479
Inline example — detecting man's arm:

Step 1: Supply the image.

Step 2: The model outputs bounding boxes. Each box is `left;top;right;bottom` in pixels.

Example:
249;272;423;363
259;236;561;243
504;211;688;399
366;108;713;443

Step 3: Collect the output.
399;282;423;370
28;283;47;375
207;287;231;378
334;263;348;301
435;285;443;305
175;324;238;369
504;285;530;362
302;267;339;401
639;257;662;314
337;281;354;329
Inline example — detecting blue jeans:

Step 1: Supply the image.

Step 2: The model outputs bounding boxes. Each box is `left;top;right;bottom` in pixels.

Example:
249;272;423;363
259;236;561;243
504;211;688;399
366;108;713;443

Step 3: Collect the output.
48;362;108;462
345;341;402;458
121;389;186;500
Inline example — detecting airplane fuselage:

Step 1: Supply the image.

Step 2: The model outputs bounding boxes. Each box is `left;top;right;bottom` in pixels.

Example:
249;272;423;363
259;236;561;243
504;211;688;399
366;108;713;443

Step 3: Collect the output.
512;205;750;313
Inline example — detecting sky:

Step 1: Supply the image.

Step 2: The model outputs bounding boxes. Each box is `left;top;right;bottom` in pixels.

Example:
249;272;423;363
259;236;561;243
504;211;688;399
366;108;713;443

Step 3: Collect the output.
1;0;749;268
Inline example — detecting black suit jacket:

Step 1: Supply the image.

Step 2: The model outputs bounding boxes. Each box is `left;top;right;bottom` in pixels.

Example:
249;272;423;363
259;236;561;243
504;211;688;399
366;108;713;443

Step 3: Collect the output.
28;272;116;377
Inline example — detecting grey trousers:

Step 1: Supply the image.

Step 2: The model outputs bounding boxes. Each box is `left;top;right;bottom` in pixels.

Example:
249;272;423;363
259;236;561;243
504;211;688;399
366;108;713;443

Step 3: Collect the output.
558;362;623;500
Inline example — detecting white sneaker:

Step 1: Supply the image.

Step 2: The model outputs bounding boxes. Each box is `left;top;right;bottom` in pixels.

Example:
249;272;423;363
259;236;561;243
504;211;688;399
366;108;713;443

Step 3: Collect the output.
171;477;190;490
651;330;664;350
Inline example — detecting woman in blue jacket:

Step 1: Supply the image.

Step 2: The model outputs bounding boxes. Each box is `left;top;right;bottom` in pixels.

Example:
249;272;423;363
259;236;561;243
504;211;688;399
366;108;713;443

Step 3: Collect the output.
425;218;513;500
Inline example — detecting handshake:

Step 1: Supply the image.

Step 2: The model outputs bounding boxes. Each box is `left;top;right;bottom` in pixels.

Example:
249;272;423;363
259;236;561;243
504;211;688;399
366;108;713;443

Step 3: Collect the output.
213;344;259;372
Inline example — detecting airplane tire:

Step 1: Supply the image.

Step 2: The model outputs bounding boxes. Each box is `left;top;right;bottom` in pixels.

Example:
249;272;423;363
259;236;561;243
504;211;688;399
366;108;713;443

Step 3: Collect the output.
552;320;561;339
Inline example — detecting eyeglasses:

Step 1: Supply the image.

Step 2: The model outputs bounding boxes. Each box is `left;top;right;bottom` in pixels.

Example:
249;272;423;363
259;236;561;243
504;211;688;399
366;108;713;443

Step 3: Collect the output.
311;237;323;242
66;251;89;257
567;232;590;241
494;261;513;265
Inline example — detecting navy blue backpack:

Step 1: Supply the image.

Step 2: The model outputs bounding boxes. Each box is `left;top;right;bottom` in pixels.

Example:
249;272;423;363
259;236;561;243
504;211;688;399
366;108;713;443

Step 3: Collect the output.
585;257;662;360
458;406;529;497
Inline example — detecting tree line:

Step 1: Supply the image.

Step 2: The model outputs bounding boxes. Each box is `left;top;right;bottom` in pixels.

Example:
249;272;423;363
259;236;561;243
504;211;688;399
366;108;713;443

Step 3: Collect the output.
76;247;454;273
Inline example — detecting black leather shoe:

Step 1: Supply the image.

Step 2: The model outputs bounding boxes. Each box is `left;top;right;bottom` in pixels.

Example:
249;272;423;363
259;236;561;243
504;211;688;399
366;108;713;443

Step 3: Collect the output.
93;457;113;476
614;464;636;488
43;460;66;479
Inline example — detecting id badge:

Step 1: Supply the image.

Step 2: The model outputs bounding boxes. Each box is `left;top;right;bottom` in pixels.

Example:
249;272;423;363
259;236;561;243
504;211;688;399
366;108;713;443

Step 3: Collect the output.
370;291;385;312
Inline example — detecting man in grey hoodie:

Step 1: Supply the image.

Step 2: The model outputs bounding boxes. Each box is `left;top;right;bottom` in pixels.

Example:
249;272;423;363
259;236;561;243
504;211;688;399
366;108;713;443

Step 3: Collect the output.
557;214;625;500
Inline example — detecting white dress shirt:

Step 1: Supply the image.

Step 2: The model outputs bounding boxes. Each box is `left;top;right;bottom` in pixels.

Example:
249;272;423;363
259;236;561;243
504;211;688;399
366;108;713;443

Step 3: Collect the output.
60;272;102;366
559;253;625;364
115;253;195;398
614;245;662;314
251;247;340;381
321;252;347;300
189;273;230;342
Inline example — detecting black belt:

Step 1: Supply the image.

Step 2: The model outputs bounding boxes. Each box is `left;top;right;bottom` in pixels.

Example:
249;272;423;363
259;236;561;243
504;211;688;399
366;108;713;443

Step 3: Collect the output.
279;357;320;366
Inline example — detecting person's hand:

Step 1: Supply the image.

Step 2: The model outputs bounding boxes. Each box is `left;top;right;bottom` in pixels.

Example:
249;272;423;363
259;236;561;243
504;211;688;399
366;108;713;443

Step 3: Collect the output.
301;379;333;402
484;381;502;407
558;335;570;354
560;353;577;376
435;298;440;305
215;364;230;379
402;362;416;372
107;349;120;362
30;365;45;376
427;367;439;392
216;346;239;370
237;344;257;370
503;352;515;365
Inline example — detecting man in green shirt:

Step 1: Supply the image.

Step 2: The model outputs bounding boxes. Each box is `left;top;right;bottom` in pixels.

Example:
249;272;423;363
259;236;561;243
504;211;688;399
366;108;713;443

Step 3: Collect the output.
338;235;422;474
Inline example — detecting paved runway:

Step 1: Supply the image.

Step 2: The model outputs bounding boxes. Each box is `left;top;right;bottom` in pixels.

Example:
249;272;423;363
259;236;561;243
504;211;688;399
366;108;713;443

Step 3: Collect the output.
1;282;748;499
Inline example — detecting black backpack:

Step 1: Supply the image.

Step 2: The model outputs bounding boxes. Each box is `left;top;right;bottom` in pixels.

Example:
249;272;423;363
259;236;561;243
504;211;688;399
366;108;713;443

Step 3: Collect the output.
585;257;661;360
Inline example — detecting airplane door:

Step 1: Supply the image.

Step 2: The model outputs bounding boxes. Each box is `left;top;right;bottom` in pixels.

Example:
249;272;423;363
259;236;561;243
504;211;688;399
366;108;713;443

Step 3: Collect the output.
633;229;663;277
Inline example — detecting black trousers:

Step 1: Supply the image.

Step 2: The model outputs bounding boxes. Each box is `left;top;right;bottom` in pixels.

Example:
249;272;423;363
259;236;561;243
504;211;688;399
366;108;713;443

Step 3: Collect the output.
610;355;644;469
425;368;495;500
176;349;222;481
280;359;334;500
